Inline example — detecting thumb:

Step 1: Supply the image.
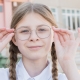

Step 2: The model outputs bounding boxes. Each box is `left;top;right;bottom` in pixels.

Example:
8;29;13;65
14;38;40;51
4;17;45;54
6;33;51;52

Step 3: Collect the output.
54;31;61;48
76;28;80;46
0;33;14;52
2;33;14;45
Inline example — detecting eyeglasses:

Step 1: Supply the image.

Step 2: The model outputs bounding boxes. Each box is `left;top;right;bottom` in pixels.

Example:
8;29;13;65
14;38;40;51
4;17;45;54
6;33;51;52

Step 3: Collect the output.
14;25;52;41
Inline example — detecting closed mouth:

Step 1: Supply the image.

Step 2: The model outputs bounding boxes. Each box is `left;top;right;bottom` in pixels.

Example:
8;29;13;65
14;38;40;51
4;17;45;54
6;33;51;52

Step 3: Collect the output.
27;46;42;50
28;46;42;48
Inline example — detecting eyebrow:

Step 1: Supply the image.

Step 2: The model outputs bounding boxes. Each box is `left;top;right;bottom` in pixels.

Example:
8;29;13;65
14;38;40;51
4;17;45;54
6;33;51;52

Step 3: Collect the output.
16;24;50;29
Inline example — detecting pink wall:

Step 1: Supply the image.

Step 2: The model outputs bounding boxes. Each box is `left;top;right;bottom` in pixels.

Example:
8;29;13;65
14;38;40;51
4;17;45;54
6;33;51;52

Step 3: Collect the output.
0;3;4;27
0;1;12;28
0;12;4;27
3;0;12;28
0;0;29;28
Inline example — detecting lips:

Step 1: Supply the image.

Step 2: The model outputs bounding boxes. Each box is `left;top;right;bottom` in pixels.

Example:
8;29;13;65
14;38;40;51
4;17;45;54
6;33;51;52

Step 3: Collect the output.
28;46;42;48
27;46;42;50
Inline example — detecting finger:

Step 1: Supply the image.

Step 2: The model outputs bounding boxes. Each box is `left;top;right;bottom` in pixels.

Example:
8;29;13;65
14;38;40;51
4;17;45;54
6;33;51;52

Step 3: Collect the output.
57;32;65;46
0;31;9;39
0;29;14;39
1;33;14;45
53;27;75;40
54;31;61;47
0;32;13;41
0;28;14;33
0;27;6;32
53;27;66;41
6;28;14;32
53;27;61;31
53;27;70;41
60;29;75;40
76;28;80;46
58;31;70;41
78;28;80;37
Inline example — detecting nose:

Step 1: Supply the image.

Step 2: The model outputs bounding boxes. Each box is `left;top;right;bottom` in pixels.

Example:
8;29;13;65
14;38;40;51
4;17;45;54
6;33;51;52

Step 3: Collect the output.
29;30;39;42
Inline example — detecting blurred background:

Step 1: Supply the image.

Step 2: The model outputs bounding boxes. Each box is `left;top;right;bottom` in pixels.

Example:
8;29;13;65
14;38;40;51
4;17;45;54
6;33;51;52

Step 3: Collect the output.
0;0;80;73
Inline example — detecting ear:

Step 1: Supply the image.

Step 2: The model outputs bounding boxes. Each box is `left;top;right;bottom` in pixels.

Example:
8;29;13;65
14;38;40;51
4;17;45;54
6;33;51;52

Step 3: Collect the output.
52;34;54;42
52;32;54;43
11;36;18;46
52;39;54;43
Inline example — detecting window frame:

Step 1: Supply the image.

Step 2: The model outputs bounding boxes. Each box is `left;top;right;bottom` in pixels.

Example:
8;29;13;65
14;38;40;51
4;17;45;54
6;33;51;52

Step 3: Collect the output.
62;8;80;32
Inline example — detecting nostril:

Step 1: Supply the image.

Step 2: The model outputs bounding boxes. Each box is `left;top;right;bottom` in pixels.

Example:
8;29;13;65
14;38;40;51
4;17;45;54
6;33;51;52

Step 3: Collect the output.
30;38;39;41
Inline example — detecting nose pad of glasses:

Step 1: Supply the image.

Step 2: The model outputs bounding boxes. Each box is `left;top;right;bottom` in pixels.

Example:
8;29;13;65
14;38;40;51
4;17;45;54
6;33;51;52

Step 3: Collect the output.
29;30;40;40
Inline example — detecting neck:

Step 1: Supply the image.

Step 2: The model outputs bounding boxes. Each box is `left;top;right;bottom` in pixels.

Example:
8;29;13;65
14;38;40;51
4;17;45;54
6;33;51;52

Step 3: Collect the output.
22;56;48;77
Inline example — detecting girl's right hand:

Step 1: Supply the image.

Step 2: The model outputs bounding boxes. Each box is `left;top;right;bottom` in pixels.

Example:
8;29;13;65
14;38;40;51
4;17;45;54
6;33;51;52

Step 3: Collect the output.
0;27;14;52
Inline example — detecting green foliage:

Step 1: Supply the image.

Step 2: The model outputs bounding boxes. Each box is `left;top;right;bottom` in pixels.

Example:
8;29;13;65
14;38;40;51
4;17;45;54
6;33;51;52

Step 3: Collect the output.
0;54;21;68
0;54;8;68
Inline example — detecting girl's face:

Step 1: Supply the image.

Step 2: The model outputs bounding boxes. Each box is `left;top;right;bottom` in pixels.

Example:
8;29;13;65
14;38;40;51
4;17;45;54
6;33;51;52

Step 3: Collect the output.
13;13;54;60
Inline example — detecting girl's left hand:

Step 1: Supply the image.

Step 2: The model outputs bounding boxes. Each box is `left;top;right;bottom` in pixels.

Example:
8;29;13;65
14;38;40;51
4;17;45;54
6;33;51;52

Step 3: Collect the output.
53;27;80;64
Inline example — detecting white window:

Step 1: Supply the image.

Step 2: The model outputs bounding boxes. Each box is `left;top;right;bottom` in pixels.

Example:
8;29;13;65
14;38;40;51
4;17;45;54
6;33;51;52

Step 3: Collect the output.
62;9;80;31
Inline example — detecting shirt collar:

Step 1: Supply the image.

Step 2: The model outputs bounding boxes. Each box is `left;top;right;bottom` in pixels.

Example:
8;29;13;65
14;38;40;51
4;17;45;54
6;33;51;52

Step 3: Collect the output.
16;59;52;80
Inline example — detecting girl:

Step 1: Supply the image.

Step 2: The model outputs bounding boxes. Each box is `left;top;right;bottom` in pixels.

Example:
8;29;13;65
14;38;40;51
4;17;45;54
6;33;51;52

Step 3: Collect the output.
0;2;80;80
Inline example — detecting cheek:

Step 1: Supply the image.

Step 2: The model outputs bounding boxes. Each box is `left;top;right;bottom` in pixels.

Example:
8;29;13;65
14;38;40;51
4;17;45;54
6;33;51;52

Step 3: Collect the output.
15;39;25;52
15;35;25;46
45;35;53;52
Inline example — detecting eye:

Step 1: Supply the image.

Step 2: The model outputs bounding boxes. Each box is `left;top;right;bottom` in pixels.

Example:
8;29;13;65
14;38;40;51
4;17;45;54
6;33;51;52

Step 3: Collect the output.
21;30;30;33
38;29;47;31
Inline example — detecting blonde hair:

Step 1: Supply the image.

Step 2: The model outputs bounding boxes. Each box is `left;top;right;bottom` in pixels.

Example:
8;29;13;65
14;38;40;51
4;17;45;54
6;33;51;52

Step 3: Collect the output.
9;2;58;80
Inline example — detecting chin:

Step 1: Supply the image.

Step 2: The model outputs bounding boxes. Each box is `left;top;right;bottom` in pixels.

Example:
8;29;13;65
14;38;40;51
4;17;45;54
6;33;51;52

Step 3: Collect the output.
22;51;47;61
23;54;46;61
29;55;43;60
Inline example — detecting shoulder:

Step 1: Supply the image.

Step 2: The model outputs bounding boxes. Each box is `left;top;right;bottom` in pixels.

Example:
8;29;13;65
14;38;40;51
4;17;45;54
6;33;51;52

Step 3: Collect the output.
0;68;9;80
58;73;68;80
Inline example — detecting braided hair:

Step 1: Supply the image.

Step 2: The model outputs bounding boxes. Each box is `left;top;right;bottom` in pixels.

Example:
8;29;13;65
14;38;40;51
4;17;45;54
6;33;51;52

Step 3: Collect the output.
51;42;58;80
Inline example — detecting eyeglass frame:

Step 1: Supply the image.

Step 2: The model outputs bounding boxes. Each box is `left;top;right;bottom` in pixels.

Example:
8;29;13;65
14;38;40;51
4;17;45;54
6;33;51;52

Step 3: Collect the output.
14;25;52;41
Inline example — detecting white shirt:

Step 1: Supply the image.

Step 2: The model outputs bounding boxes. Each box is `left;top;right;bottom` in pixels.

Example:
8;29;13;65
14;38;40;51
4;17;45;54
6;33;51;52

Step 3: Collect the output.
0;59;68;80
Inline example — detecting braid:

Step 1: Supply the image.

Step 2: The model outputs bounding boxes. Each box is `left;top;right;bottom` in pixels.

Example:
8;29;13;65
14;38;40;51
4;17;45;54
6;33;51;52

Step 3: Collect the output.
9;41;20;80
51;42;58;80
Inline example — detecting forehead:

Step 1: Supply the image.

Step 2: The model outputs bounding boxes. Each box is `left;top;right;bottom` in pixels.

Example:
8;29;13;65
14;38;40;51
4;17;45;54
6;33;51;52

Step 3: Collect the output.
16;13;52;29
